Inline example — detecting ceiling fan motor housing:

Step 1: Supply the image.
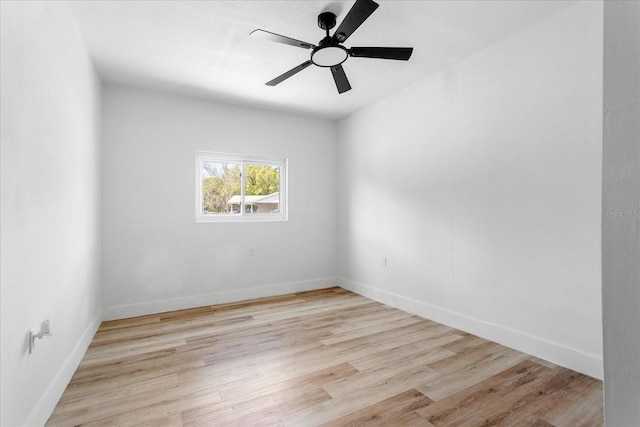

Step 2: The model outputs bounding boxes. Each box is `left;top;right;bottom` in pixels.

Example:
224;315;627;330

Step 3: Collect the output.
318;12;337;31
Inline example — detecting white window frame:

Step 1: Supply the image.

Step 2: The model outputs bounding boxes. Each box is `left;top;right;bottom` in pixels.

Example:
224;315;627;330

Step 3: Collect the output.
195;151;288;222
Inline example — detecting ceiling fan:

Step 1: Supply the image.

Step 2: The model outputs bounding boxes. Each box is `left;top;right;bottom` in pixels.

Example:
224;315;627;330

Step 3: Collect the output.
250;0;413;94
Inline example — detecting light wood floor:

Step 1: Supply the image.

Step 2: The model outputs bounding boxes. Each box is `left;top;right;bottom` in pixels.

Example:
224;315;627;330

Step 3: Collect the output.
47;288;603;426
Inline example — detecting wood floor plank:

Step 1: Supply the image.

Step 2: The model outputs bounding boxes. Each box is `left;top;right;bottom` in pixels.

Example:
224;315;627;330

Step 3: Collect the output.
62;353;204;401
46;288;603;426
250;296;375;322
246;322;450;384
535;369;605;425
417;359;556;425
281;366;437;426
418;345;531;401
320;389;433;427
48;374;190;426
78;385;222;427
320;315;424;345
393;411;436;426
91;314;255;346
348;334;462;371
325;305;413;335
48;374;179;424
442;334;492;354
217;362;358;401
323;360;440;399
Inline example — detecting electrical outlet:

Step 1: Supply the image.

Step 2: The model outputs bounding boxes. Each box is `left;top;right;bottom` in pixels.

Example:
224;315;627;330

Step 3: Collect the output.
249;247;255;256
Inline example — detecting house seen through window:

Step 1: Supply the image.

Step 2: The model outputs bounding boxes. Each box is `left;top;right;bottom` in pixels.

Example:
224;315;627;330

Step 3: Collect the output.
196;152;287;222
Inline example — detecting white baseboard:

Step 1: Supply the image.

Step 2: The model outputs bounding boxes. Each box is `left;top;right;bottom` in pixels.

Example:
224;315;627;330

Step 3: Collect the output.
26;310;103;427
102;277;337;321
338;278;603;380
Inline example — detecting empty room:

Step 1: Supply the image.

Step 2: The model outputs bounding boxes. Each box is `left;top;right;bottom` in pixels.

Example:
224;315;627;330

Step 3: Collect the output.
1;0;638;426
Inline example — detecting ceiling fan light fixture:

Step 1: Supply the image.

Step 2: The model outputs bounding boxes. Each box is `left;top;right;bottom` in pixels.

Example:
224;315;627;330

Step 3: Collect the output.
311;45;348;67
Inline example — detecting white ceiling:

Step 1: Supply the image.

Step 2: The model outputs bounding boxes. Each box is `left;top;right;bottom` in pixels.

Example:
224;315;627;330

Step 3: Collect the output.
68;0;576;120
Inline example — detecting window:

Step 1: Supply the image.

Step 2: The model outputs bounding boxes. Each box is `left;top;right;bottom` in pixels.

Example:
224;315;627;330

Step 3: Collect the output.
195;152;287;222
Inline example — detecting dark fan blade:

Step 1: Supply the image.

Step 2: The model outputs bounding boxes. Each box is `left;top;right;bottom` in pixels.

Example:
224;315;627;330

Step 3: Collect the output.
250;29;315;49
349;47;413;60
266;61;313;86
330;64;351;94
332;0;379;43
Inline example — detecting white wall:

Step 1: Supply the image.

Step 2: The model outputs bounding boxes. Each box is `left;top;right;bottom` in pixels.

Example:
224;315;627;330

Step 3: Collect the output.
0;2;102;426
602;1;640;424
337;1;603;378
101;85;337;319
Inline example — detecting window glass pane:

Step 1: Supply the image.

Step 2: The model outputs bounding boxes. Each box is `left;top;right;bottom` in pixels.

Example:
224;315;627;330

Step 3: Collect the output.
201;161;240;214
196;152;286;222
243;163;280;215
